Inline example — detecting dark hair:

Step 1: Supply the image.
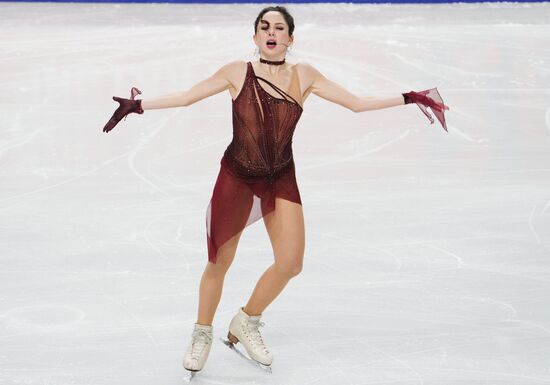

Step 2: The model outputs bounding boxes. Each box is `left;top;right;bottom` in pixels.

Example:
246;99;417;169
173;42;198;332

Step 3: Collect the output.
253;6;295;37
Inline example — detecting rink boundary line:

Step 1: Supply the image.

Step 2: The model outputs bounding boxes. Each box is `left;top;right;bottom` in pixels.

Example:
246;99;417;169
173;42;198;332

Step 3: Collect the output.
3;0;548;3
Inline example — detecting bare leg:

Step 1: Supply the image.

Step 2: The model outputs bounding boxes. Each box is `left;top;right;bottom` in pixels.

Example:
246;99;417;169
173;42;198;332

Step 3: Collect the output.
243;197;305;316
196;230;243;325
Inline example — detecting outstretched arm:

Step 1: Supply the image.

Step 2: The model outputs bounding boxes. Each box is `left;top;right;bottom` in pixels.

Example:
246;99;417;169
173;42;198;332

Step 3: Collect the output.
302;63;404;113
303;63;449;131
141;61;237;110
102;61;240;133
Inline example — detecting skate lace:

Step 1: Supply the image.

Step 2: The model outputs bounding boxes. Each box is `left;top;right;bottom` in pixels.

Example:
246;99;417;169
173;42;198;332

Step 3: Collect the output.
190;329;212;358
246;320;269;354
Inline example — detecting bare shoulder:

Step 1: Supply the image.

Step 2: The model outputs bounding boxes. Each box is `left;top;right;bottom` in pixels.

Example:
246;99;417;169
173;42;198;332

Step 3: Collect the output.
224;60;247;74
295;62;323;78
295;62;312;71
213;60;247;99
294;62;323;92
218;60;247;80
218;60;247;90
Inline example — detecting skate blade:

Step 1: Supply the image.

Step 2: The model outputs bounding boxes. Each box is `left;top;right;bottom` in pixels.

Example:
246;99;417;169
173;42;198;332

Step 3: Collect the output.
219;337;272;374
182;370;198;382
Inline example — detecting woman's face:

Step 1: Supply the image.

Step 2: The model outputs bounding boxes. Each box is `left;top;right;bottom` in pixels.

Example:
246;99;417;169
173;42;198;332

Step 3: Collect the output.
253;11;293;58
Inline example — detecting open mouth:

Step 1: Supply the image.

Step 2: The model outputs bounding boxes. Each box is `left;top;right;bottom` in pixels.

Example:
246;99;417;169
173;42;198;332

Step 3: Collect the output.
266;41;277;47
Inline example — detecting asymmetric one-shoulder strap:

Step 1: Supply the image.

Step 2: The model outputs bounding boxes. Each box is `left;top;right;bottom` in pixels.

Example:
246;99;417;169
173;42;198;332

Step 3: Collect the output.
250;62;302;107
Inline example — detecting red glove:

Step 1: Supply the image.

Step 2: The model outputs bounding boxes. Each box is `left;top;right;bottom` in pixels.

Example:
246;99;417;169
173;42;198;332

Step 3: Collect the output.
103;87;144;133
402;87;449;132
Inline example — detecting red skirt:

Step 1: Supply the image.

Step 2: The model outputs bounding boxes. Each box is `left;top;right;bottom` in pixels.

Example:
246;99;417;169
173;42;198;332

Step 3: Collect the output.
206;154;302;264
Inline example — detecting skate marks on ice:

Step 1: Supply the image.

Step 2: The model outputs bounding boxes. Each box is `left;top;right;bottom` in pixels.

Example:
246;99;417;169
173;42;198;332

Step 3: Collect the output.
3;2;550;385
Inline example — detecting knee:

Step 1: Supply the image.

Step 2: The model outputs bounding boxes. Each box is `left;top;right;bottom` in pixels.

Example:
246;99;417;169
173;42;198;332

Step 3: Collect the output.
205;259;231;277
274;260;303;278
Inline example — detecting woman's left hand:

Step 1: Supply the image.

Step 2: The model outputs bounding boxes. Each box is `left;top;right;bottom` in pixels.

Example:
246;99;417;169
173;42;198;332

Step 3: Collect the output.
403;87;449;132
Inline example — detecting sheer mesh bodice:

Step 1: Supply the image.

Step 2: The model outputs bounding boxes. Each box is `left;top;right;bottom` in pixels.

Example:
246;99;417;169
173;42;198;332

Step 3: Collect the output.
206;61;303;264
224;61;303;182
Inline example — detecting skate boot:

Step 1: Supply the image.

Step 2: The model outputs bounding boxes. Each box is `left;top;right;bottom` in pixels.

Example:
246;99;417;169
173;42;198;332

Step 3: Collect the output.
227;306;273;366
183;323;213;372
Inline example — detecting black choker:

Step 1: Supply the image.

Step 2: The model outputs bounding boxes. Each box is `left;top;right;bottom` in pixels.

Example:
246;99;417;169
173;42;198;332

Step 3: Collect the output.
259;57;285;65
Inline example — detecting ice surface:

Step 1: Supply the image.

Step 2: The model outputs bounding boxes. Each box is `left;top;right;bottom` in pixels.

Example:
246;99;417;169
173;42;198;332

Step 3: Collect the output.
1;2;550;385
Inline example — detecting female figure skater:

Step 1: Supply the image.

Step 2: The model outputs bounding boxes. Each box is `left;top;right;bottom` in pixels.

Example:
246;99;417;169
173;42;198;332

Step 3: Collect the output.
102;5;449;377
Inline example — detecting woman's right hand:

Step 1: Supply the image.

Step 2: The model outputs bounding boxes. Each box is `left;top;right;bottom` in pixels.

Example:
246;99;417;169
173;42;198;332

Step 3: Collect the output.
103;87;144;133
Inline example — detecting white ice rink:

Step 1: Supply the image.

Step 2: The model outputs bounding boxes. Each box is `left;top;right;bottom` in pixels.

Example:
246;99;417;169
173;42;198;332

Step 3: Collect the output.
1;2;550;384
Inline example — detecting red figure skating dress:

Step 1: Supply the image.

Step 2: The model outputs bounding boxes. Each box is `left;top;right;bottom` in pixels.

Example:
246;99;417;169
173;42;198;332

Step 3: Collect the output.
206;61;303;264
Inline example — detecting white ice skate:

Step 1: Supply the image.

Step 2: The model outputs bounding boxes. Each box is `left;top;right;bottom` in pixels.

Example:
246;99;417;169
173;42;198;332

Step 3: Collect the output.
182;323;213;381
220;306;273;373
